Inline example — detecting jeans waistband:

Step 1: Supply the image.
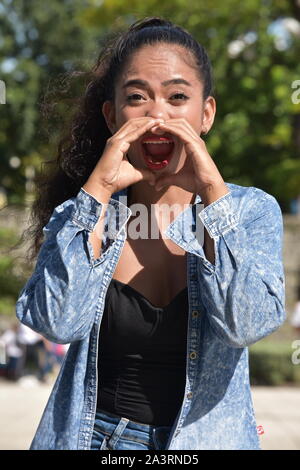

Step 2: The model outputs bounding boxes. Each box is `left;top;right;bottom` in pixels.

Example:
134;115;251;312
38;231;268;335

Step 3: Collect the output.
95;408;172;432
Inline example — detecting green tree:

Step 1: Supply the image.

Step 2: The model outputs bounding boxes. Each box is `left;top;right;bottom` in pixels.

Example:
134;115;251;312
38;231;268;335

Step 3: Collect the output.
1;0;300;211
0;0;104;204
80;0;300;210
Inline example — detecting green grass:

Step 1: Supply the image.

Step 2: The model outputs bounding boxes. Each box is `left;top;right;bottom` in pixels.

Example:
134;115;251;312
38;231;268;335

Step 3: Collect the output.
249;339;300;385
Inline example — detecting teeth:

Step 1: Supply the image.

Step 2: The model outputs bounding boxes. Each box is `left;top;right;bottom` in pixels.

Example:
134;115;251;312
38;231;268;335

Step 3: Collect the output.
148;157;165;164
143;141;173;144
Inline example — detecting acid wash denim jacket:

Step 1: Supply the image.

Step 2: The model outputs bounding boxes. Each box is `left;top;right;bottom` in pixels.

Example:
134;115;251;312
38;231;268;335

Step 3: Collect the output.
16;182;286;450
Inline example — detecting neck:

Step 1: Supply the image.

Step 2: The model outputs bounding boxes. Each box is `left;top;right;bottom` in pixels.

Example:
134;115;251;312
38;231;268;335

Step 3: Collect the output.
127;181;196;237
129;180;195;208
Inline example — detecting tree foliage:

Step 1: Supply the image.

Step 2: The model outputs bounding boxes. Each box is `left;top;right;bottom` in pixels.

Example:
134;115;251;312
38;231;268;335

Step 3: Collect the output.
0;0;300;211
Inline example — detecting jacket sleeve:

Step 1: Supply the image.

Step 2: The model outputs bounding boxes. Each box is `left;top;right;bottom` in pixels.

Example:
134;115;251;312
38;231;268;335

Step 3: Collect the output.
197;187;286;348
15;188;131;344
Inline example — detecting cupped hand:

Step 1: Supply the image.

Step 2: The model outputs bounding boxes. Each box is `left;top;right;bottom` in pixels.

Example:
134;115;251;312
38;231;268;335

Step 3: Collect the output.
152;118;229;203
86;117;164;196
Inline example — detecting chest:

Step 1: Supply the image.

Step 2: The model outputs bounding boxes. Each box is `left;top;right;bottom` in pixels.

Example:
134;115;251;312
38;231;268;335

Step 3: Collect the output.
112;237;188;309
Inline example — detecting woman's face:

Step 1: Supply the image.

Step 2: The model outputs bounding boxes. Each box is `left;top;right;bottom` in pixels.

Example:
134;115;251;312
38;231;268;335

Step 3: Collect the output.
102;43;216;174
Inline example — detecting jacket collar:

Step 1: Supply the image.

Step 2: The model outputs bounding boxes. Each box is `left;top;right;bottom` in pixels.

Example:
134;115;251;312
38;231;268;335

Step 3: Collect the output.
111;187;206;255
112;187;203;205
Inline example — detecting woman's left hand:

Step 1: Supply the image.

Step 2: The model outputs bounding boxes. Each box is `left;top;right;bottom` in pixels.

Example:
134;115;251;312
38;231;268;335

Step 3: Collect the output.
152;118;229;206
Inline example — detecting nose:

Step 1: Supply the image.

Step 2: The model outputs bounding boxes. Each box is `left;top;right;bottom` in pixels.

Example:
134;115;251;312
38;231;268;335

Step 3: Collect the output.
145;100;169;121
144;102;169;134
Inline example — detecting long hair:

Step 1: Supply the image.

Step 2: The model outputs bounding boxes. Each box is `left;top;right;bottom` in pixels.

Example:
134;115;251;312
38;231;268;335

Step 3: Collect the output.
22;16;214;263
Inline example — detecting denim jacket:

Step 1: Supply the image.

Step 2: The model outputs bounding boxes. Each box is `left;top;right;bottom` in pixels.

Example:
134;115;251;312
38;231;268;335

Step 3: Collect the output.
16;182;286;450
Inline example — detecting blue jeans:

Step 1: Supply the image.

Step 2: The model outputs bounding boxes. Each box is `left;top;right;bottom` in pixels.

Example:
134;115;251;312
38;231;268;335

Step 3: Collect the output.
91;408;173;450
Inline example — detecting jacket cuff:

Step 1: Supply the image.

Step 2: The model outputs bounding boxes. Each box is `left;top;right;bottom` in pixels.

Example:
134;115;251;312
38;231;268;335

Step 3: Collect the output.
71;187;131;237
199;191;238;238
70;188;103;231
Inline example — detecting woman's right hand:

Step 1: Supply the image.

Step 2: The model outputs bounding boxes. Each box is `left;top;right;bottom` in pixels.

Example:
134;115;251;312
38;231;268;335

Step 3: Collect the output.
83;117;163;199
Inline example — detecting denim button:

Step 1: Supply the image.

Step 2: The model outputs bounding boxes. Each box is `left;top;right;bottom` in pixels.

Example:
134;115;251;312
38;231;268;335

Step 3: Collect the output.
192;310;198;318
187;392;193;399
190;351;197;360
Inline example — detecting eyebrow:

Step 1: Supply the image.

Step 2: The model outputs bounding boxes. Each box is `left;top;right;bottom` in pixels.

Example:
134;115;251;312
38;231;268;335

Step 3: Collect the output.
122;78;192;89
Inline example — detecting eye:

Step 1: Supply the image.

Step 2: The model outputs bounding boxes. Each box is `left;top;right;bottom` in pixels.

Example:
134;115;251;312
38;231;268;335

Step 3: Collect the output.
171;93;189;101
126;93;145;102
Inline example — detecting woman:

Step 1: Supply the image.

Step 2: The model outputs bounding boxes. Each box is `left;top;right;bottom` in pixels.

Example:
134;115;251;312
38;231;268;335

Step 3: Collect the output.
16;17;286;450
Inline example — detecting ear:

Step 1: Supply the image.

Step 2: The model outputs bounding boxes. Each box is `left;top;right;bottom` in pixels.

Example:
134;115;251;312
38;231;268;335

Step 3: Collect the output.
202;96;216;134
102;100;117;134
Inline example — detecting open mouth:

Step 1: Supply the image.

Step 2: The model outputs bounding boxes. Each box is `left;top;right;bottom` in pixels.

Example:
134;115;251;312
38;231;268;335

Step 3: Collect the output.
140;134;175;170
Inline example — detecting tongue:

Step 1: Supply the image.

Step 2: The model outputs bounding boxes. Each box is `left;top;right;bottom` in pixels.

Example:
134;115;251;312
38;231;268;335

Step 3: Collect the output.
144;143;174;161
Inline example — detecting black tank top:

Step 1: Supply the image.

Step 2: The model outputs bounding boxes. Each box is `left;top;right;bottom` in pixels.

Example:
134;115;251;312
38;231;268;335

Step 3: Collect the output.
96;278;189;426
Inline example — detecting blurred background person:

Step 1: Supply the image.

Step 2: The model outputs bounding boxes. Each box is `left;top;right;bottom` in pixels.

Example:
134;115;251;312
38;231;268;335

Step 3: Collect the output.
17;323;45;380
290;286;300;335
0;321;24;381
39;339;69;383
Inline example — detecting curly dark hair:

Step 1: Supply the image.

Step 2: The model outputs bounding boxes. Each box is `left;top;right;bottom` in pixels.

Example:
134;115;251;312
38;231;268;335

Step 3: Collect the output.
22;16;214;263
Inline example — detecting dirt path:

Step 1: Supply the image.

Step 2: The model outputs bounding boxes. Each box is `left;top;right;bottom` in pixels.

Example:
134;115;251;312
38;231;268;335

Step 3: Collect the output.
0;377;299;450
